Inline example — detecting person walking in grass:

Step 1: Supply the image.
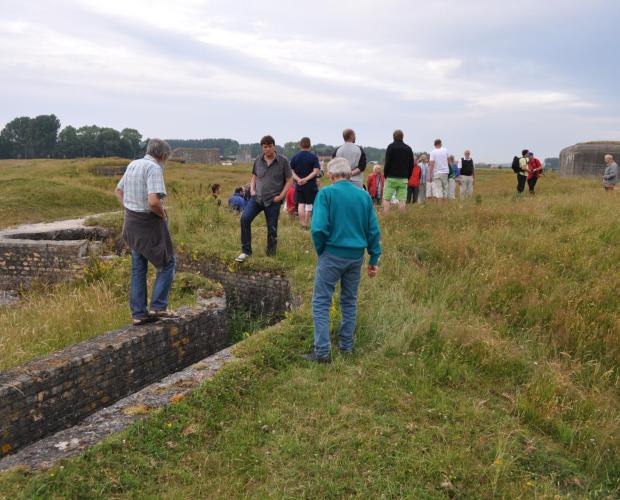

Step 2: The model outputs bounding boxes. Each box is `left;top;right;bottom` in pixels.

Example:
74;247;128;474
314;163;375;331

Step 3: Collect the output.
417;154;429;203
515;149;529;194
290;137;321;228
236;135;293;262
458;149;475;200
429;139;450;200
447;154;459;200
115;138;176;326
527;152;543;195
382;129;414;213
407;161;422;204
332;128;368;189
367;164;385;205
302;157;381;363
602;154;618;191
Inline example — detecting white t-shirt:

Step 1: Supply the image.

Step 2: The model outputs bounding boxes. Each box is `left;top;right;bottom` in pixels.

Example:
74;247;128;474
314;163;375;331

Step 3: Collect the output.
430;147;450;174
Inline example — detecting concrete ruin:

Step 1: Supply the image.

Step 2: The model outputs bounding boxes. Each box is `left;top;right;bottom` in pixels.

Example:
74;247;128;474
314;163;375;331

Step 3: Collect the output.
559;141;620;177
171;148;220;164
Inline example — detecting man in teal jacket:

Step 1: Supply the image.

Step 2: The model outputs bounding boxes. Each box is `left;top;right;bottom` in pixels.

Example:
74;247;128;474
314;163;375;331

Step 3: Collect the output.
302;157;382;363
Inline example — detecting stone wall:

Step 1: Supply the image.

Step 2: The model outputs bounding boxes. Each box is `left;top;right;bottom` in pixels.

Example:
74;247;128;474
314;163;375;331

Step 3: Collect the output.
171;148;220;164
177;255;292;321
0;302;228;457
0;239;101;291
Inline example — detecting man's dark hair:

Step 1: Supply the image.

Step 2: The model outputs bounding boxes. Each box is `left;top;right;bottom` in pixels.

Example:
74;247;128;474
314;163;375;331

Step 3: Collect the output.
260;135;275;146
343;128;355;142
393;129;404;141
234;186;243;194
522;149;529;156
434;139;442;147
300;137;311;149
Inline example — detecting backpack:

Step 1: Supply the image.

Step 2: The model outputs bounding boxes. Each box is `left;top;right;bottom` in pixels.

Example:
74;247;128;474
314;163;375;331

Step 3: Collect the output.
511;156;521;174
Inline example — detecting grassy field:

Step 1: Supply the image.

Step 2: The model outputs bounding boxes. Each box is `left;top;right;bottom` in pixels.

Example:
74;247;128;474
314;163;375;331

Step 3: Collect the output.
1;159;619;497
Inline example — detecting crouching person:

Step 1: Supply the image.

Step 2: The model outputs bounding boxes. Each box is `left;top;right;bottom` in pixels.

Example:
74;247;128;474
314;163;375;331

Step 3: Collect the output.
302;157;382;363
115;138;176;326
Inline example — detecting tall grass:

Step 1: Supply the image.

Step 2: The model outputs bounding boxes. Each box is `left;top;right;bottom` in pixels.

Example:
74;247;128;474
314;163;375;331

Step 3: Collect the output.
1;160;620;496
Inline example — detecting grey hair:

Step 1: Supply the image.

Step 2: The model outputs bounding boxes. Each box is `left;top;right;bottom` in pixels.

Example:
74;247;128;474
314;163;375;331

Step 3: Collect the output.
605;154;614;161
146;138;172;160
327;157;352;179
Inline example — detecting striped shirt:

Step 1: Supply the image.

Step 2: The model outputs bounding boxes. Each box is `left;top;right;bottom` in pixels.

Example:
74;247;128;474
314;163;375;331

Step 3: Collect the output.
117;155;166;212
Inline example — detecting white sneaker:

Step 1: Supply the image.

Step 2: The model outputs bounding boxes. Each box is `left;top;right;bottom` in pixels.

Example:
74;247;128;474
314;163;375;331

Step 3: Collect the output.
235;253;250;262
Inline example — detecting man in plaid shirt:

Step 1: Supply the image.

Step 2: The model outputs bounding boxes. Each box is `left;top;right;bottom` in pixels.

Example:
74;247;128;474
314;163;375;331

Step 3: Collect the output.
115;138;176;325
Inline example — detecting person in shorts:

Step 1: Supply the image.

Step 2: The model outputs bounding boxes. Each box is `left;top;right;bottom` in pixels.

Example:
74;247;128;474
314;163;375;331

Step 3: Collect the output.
290;137;321;228
429;139;450;200
382;129;414;214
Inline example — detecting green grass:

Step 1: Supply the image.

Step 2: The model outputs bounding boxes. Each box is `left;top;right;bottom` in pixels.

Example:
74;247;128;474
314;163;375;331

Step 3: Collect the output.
1;160;620;497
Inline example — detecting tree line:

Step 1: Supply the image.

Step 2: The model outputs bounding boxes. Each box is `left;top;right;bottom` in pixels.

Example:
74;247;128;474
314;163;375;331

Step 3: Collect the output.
0;114;387;162
0;114;143;160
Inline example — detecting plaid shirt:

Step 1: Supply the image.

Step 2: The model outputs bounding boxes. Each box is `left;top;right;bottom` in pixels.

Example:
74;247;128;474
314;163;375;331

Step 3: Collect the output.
117;155;166;212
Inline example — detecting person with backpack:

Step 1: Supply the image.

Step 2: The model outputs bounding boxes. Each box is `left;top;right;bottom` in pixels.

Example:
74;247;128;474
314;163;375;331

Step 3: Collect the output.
458;149;475;199
407;161;422;204
512;149;529;194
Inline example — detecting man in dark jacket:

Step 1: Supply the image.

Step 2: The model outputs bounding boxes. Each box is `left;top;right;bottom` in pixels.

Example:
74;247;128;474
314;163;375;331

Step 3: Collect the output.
228;187;247;213
382;129;414;214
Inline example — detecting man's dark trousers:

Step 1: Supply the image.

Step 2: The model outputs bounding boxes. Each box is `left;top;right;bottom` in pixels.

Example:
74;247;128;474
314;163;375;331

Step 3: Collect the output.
240;197;280;255
517;174;527;193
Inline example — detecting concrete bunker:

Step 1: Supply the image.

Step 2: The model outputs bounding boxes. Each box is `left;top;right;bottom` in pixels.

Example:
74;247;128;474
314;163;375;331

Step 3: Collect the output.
559;141;620;177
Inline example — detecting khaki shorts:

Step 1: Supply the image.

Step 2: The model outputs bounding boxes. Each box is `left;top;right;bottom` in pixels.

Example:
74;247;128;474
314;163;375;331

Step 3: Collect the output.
432;173;449;198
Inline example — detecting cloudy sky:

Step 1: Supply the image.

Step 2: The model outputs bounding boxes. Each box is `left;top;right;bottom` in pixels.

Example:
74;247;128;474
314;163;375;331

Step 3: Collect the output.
1;0;619;161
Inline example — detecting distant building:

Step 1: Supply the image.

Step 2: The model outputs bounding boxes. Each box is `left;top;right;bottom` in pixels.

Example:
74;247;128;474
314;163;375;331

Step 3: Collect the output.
559;142;620;177
171;148;220;164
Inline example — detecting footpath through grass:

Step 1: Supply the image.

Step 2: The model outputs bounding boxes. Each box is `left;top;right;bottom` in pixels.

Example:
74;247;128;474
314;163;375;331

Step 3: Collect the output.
1;159;619;497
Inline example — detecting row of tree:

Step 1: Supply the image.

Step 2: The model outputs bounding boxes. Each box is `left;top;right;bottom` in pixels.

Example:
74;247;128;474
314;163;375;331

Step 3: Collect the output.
0;114;143;160
0;114;388;162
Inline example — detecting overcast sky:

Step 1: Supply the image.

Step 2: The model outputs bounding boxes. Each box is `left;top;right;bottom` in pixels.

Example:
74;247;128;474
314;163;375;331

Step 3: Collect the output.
1;0;619;162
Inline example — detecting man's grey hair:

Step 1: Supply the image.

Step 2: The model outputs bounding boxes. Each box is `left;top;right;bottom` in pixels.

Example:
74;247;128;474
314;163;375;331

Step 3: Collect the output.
605;154;614;161
327;157;352;179
146;138;172;160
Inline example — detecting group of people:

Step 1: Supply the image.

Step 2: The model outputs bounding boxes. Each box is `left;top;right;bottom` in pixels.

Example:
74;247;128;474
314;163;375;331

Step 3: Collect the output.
118;131;604;363
366;136;477;213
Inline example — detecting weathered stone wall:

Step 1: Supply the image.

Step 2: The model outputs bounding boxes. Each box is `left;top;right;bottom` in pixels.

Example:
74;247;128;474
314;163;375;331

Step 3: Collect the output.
0;302;228;457
0;239;101;291
92;165;127;177
177;256;292;321
559;142;620;177
171;148;220;164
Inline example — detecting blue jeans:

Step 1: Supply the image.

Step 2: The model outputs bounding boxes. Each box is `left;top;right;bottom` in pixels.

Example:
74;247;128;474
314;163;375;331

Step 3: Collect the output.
312;251;364;357
130;250;176;319
240;197;281;255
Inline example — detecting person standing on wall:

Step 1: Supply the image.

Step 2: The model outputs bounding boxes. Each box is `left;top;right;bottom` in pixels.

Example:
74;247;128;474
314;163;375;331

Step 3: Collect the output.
302;157;381;363
332;128;368;189
602;154;618;191
115;138;176;326
290;137;321;229
458;149;475;200
236;135;293;262
527;152;543;195
382;129;414;213
428;139;450;201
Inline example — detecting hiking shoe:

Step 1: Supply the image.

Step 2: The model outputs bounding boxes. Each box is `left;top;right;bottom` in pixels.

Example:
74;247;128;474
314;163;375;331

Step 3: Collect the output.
301;352;331;364
235;253;250;262
132;316;160;326
339;349;354;357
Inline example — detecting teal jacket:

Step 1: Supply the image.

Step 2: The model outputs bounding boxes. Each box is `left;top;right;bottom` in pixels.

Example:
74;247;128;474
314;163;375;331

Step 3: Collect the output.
311;180;381;265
